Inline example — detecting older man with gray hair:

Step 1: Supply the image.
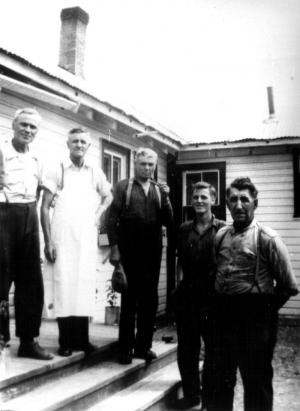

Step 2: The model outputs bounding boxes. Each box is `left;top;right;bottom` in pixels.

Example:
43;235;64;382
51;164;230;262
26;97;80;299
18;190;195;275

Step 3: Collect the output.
0;107;53;360
107;147;173;364
210;176;299;411
41;127;112;357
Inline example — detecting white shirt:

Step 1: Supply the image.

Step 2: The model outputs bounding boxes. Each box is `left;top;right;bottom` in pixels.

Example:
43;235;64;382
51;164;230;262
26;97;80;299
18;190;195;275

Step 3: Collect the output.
0;140;43;203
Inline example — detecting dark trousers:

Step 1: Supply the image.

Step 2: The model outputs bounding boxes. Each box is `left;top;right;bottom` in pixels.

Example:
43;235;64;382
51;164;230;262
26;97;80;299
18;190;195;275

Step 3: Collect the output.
209;295;278;411
0;202;43;342
175;284;213;405
57;316;89;350
118;249;162;355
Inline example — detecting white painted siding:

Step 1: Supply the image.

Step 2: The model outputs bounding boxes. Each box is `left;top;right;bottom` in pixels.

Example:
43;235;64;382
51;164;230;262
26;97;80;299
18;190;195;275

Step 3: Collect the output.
157;153;169;315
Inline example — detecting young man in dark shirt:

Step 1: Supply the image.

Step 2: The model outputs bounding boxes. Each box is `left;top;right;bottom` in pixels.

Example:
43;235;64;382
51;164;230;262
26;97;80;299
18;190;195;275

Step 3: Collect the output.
175;181;225;410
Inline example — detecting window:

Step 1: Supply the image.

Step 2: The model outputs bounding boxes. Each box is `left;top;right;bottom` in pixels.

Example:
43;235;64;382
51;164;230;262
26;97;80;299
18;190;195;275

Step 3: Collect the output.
175;162;226;222
102;142;129;186
103;150;123;186
182;169;220;206
100;142;130;238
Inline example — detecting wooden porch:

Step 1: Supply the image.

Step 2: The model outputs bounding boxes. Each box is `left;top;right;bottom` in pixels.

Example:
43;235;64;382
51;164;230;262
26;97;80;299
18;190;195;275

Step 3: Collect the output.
0;319;180;410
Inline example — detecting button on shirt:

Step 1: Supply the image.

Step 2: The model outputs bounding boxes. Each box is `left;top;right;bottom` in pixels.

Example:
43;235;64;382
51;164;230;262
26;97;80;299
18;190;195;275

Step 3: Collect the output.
0;140;43;203
215;219;299;297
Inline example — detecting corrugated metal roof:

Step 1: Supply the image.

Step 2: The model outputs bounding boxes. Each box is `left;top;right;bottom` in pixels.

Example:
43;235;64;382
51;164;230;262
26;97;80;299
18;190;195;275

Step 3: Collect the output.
183;113;300;146
182;135;300;151
0;47;184;147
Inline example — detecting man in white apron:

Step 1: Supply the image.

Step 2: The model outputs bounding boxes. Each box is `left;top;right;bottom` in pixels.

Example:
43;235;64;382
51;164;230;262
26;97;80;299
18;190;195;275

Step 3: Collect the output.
40;127;112;356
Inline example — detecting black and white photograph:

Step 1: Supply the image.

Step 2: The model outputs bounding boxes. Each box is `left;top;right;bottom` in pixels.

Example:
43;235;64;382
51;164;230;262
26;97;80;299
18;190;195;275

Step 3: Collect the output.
0;1;299;410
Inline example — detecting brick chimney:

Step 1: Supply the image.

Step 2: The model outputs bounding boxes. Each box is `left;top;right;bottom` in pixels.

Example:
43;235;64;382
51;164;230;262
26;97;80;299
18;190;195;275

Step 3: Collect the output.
58;7;89;78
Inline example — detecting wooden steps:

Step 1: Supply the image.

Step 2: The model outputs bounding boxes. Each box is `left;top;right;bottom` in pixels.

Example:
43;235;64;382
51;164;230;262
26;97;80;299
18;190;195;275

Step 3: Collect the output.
87;362;181;411
0;341;118;403
0;341;178;411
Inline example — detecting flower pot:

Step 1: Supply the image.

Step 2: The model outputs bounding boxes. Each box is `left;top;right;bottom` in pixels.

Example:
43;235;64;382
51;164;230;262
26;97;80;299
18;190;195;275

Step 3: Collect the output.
105;306;120;325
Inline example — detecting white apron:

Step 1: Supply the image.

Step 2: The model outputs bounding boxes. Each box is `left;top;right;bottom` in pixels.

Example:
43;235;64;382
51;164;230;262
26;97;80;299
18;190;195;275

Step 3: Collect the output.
44;167;99;318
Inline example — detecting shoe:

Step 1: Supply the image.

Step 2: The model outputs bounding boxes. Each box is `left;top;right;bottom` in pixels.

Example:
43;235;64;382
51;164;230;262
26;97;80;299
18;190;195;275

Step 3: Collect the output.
57;347;73;357
118;350;132;364
134;349;157;362
18;342;54;360
172;397;201;410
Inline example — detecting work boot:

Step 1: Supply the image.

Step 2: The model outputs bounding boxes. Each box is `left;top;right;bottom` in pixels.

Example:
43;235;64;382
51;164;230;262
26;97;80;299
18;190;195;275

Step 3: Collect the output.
18;341;54;360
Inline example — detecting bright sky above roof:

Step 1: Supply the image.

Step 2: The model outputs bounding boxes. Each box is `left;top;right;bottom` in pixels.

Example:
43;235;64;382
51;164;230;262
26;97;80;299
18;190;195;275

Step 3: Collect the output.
1;0;300;143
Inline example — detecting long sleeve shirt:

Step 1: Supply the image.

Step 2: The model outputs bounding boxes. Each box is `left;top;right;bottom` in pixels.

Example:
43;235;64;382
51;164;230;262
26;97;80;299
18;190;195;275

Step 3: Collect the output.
177;216;225;303
215;219;299;299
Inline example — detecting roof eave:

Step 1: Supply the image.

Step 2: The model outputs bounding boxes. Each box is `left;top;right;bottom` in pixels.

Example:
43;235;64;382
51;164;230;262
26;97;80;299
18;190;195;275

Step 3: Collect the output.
181;136;300;151
0;49;182;151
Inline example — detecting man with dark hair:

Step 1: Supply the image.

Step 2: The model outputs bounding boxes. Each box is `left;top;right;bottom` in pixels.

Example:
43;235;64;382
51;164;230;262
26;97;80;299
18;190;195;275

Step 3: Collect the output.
210;176;298;411
0;107;53;360
107;147;173;364
41;128;112;356
174;181;225;410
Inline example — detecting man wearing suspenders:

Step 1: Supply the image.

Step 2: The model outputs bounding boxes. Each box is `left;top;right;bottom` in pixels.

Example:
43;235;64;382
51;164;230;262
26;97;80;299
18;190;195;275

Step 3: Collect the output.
210;177;298;411
107;147;173;364
0;107;53;360
41;127;112;356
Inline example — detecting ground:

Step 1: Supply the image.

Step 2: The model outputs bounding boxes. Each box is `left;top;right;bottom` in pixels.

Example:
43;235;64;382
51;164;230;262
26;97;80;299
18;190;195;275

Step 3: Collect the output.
154;320;300;411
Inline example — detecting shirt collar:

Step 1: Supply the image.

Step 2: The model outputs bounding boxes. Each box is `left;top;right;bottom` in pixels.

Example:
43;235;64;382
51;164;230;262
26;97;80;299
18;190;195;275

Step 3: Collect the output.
133;177;155;185
62;157;91;170
191;214;217;234
193;214;217;226
231;218;258;234
5;139;37;161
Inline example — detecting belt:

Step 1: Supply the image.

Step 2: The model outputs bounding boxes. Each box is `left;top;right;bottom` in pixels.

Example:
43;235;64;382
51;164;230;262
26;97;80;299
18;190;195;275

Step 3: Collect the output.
0;201;36;206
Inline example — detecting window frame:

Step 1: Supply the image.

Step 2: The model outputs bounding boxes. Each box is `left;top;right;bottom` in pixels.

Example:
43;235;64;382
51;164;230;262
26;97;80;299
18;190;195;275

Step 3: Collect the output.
182;169;221;207
175;161;226;222
102;141;130;185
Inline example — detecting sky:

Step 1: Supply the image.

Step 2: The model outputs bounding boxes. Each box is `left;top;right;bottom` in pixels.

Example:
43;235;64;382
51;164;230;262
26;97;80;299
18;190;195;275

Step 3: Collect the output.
1;0;300;143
